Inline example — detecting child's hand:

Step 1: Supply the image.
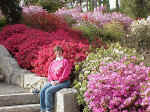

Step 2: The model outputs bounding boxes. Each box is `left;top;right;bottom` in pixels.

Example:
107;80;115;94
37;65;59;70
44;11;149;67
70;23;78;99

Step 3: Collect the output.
51;81;58;86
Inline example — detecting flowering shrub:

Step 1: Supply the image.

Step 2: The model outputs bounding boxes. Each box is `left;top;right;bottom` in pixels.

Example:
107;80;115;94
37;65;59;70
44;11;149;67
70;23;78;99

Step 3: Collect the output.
22;6;68;32
0;24;92;76
55;7;82;22
0;24;28;44
3;28;52;69
125;16;150;51
73;43;144;112
30;29;90;76
55;7;133;29
85;57;150;112
72;21;126;42
32;39;89;76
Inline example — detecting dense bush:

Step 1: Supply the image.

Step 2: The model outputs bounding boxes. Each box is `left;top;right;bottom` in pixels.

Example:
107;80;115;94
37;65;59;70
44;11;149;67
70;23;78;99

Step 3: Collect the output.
55;7;133;29
101;21;126;41
37;0;65;13
124;17;150;51
55;7;82;22
5;29;52;69
20;0;39;6
0;17;6;30
72;23;101;42
85;57;150;112
63;15;77;27
73;43;144;112
22;6;68;32
72;21;126;43
0;24;91;76
0;24;28;43
32;38;89;76
120;0;150;18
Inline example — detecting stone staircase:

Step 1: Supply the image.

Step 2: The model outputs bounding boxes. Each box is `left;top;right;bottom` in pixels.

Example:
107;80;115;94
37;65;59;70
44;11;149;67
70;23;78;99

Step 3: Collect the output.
0;82;79;112
0;83;40;112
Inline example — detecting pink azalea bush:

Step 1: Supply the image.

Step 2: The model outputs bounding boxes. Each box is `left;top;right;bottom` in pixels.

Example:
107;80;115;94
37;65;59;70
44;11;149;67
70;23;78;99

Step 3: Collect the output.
84;57;150;112
55;7;133;29
22;6;68;32
22;5;48;14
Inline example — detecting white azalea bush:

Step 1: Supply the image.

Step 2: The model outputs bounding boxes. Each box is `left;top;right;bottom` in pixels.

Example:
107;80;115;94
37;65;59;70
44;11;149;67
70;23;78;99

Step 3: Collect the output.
73;43;144;112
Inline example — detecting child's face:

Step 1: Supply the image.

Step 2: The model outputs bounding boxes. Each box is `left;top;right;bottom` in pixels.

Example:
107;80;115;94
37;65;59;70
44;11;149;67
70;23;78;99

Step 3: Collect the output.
55;50;63;57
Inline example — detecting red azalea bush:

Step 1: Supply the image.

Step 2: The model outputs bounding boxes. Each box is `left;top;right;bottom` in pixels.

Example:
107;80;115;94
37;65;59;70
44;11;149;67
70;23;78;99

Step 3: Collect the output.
22;6;68;32
0;24;27;43
0;24;94;77
32;39;89;76
4;29;52;69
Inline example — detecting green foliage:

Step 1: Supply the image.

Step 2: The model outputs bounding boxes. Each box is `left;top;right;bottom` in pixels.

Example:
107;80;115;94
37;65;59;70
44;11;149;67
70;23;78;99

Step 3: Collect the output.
101;21;126;42
125;18;150;51
73;43;144;112
63;15;77;27
37;0;65;12
120;0;150;18
0;0;22;24
72;23;101;42
0;17;7;30
21;0;39;5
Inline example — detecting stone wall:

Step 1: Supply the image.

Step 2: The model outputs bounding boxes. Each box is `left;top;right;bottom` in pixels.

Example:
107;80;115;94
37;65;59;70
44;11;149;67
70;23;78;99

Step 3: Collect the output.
0;45;27;86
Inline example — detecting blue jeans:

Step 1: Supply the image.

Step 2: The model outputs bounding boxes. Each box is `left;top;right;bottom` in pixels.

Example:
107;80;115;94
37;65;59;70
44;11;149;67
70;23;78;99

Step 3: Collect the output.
40;80;70;111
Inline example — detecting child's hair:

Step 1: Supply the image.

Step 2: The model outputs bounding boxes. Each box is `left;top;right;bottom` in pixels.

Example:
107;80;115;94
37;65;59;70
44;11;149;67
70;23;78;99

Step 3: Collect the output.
54;46;63;53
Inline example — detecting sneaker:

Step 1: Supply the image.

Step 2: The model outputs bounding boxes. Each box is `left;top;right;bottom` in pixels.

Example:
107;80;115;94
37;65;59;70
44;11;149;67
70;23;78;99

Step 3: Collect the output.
32;88;40;95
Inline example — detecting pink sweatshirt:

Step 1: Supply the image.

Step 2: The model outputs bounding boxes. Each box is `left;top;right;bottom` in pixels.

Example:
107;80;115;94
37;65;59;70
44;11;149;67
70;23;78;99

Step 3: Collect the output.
48;58;71;83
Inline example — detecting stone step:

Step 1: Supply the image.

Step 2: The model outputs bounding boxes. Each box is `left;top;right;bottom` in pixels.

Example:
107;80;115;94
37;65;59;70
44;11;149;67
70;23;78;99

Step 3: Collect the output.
0;93;40;107
0;104;40;112
0;83;26;95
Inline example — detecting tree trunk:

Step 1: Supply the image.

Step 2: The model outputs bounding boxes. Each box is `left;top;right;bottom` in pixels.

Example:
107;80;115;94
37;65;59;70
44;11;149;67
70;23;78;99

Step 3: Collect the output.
80;0;82;6
95;0;98;8
116;0;119;11
86;0;88;11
